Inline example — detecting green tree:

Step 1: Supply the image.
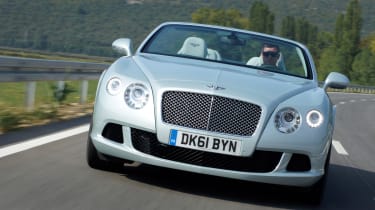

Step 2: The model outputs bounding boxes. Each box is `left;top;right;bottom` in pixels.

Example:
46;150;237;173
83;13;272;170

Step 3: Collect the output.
319;0;362;80
248;1;274;34
317;32;334;50
314;31;335;66
351;48;375;85
371;38;375;53
280;16;295;40
334;14;345;47
336;0;362;77
317;46;343;80
361;33;375;54
343;0;362;54
320;45;353;81
192;8;249;29
280;16;319;60
294;18;318;45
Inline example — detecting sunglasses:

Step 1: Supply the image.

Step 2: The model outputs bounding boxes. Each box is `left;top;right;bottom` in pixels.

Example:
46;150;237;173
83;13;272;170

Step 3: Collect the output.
262;51;279;58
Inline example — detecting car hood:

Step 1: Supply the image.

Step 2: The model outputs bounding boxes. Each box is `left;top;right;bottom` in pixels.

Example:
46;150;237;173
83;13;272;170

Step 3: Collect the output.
133;54;314;109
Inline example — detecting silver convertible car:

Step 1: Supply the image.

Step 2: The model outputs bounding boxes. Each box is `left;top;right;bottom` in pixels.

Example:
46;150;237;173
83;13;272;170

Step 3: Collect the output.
87;22;349;200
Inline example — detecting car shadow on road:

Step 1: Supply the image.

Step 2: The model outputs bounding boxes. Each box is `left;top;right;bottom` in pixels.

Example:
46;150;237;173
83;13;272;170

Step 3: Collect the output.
115;163;375;209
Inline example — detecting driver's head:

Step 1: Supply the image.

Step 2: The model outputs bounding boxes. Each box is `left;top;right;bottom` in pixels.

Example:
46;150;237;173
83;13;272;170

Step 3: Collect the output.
261;43;280;66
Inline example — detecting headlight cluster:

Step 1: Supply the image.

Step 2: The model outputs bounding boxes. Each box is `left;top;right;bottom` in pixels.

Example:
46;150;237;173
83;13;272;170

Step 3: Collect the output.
124;83;150;109
275;108;323;133
106;77;150;109
275;108;301;133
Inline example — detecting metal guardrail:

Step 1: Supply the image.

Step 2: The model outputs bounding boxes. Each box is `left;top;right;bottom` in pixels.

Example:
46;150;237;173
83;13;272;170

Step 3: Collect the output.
0;56;110;110
330;84;375;94
0;56;109;82
318;81;375;94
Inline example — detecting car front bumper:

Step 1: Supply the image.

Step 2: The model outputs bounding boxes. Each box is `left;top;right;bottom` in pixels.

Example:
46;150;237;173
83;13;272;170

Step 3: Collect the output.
91;123;327;187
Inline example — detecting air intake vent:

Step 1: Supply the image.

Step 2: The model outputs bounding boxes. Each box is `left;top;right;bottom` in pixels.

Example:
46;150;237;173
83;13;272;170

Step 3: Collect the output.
102;123;123;143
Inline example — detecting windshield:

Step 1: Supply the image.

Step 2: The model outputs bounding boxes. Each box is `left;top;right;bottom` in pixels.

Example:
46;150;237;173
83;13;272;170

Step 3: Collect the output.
141;24;311;79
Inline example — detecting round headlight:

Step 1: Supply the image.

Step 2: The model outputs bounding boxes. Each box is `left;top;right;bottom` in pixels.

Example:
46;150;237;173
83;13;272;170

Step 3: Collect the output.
275;108;301;133
106;77;122;95
306;110;323;128
124;83;150;109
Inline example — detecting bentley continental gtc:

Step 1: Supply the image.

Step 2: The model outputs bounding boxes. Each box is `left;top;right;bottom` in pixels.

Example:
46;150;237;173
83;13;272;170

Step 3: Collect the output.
87;22;349;200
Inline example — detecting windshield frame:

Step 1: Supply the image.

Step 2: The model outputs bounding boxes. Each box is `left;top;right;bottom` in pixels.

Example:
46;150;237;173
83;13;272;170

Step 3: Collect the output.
140;23;313;80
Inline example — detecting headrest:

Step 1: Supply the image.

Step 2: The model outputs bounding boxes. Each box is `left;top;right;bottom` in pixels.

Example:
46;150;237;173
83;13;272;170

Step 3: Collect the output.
178;37;207;58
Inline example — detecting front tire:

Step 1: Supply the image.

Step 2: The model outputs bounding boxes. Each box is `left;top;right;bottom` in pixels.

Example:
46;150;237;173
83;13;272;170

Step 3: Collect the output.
87;123;131;171
86;124;108;169
305;145;332;204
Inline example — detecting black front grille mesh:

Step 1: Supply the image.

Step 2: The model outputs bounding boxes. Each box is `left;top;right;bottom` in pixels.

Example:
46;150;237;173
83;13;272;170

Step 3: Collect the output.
131;128;282;173
161;91;262;136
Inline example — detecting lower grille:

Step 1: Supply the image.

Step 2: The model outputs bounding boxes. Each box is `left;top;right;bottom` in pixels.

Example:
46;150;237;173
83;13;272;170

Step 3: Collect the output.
131;128;282;173
286;153;311;172
102;123;123;143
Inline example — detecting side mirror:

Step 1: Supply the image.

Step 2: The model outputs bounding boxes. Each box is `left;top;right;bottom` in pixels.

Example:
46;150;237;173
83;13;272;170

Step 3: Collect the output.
323;72;350;90
112;38;133;56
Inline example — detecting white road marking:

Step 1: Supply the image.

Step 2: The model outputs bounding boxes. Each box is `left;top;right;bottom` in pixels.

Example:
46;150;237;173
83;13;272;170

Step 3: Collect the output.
0;124;90;158
360;99;368;102
332;140;349;156
349;100;356;103
339;101;346;105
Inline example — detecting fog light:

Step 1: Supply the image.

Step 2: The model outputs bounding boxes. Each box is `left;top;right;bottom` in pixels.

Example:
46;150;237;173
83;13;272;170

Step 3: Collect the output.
106;77;122;95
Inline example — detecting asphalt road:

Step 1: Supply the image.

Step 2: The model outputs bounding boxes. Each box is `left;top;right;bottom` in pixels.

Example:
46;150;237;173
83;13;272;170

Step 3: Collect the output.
0;92;374;210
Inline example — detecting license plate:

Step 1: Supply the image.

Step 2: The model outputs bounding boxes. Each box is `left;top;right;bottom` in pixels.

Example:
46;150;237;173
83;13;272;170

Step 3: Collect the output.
169;129;242;156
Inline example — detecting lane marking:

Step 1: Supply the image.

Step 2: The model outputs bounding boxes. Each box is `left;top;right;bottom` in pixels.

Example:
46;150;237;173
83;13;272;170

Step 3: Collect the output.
332;140;349;156
0;124;90;158
349;100;356;103
360;99;368;102
339;101;346;105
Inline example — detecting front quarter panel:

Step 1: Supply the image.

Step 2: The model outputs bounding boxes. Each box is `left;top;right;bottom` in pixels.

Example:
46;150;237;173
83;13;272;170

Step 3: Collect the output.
257;88;334;156
92;57;156;134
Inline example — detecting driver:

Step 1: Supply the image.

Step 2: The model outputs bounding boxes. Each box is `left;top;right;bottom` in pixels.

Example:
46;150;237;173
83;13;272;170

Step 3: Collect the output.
247;43;283;70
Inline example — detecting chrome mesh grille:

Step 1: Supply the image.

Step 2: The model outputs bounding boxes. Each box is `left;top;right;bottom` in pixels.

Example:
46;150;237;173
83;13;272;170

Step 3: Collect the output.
161;91;262;136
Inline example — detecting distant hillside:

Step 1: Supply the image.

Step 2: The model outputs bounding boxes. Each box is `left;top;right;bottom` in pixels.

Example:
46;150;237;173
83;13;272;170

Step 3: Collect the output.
0;0;374;57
